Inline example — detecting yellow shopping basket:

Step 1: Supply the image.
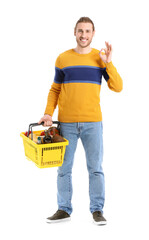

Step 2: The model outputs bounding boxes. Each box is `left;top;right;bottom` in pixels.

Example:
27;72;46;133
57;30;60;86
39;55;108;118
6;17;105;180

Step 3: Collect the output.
20;121;69;168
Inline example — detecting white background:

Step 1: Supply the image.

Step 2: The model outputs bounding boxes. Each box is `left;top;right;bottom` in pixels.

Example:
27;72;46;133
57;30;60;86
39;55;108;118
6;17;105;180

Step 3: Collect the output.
0;0;149;239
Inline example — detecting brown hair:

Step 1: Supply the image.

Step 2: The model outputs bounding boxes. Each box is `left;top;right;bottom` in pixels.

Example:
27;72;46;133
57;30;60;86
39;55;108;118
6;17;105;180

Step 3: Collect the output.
75;17;95;31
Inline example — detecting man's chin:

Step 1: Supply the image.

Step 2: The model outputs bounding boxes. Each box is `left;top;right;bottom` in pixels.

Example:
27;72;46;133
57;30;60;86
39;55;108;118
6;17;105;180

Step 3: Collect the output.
78;42;91;48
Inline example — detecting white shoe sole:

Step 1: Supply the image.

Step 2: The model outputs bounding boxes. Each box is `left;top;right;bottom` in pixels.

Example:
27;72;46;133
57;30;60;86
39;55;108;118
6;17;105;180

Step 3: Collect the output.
46;217;71;223
93;220;107;225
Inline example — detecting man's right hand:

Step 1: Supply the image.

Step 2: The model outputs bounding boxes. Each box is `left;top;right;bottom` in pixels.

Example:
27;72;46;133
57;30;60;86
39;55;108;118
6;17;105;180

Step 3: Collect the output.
38;114;53;127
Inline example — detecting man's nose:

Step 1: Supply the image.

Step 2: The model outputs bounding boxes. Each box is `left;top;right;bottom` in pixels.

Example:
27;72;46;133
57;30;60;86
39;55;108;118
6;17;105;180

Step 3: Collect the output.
82;31;86;37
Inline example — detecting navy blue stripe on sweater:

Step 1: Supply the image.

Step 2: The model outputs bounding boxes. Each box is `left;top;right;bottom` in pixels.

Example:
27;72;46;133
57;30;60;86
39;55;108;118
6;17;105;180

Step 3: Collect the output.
54;66;109;84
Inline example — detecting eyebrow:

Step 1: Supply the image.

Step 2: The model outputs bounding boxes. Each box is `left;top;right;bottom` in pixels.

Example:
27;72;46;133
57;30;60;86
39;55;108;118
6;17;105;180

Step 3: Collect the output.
78;29;91;31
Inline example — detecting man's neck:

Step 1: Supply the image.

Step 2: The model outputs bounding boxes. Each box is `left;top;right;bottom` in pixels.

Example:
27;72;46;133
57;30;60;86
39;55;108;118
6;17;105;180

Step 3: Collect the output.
74;45;92;54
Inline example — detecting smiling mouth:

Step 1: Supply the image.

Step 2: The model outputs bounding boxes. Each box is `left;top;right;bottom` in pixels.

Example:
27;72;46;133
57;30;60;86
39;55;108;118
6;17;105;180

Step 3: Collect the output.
80;38;88;43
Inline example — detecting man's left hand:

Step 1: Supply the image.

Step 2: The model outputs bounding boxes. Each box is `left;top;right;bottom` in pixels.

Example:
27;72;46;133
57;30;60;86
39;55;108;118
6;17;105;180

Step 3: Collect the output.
99;41;112;63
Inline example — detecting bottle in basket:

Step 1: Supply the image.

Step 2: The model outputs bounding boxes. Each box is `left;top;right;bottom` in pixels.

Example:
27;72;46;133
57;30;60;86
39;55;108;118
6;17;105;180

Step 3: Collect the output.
37;136;42;144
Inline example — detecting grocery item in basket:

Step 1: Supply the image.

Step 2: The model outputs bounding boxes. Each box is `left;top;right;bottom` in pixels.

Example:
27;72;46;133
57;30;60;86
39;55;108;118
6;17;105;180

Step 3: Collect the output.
37;136;42;144
47;127;59;136
52;134;65;143
40;131;45;136
47;126;65;143
40;135;45;143
43;130;52;143
29;133;38;143
24;131;31;136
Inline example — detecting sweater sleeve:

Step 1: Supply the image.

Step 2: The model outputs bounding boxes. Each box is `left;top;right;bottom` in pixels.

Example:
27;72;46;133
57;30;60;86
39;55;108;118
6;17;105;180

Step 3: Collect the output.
102;61;123;92
44;55;64;116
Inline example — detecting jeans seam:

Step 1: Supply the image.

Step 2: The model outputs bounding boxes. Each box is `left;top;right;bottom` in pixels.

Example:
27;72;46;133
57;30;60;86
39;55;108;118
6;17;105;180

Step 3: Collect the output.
69;175;71;202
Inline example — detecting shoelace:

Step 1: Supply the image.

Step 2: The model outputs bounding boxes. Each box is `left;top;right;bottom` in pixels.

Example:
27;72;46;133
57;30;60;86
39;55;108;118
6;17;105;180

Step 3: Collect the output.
95;211;102;217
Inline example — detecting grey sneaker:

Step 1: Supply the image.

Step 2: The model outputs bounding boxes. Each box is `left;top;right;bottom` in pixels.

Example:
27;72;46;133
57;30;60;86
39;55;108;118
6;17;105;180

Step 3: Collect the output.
46;210;71;223
93;211;107;225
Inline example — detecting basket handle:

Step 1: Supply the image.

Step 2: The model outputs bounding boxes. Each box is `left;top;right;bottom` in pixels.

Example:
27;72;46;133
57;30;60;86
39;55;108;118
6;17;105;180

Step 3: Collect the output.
27;121;60;140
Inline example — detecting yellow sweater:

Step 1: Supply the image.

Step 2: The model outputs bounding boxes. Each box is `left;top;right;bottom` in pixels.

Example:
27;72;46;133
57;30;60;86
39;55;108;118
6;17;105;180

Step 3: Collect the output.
44;48;123;122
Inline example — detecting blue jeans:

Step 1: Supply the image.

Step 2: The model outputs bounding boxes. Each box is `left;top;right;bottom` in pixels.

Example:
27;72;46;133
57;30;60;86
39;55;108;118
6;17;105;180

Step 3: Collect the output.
57;122;105;215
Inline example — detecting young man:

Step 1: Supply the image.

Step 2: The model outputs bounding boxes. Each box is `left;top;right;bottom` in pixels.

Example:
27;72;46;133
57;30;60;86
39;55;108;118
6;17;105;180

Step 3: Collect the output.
39;17;123;225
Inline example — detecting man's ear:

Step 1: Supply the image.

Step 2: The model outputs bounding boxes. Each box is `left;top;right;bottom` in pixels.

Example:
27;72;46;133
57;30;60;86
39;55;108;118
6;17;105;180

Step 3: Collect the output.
74;28;76;36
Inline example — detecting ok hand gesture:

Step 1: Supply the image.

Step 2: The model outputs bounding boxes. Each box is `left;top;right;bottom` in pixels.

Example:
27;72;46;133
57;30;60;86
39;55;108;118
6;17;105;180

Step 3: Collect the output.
99;41;112;63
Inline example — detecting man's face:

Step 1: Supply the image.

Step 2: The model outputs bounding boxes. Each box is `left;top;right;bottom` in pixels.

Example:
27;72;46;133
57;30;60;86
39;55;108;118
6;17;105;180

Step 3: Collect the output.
74;22;95;48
